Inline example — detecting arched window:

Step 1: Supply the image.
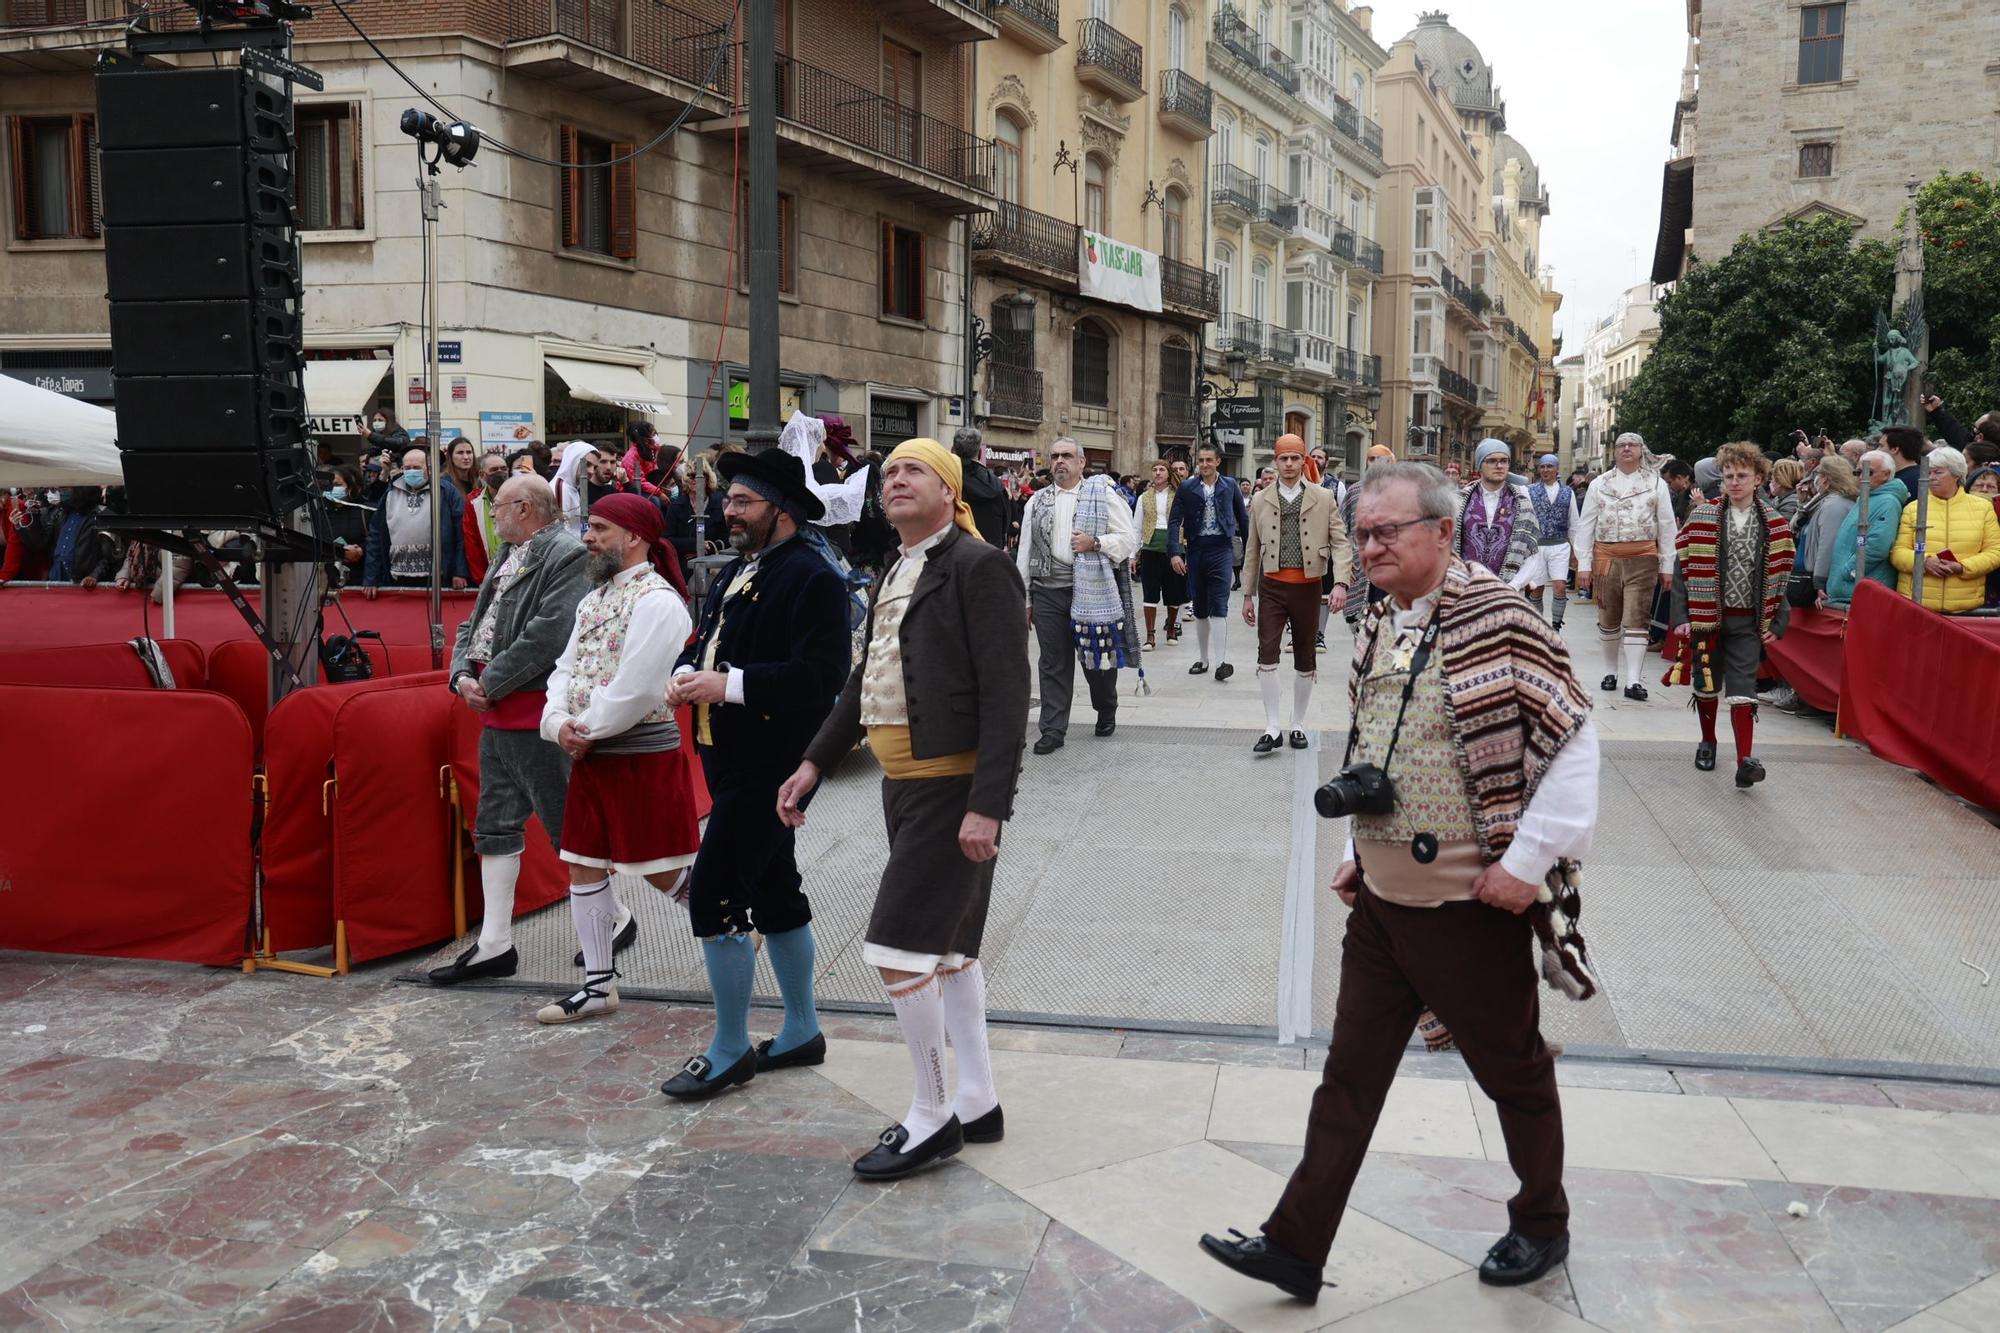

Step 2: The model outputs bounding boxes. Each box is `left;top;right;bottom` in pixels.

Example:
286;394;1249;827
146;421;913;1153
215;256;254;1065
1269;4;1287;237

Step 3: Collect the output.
1350;71;1364;106
1084;154;1107;233
1162;186;1185;262
1167;5;1188;73
1072;317;1114;407
1215;109;1236;166
1252;135;1271;185
994;111;1025;205
1250;257;1270;322
1215;243;1235;320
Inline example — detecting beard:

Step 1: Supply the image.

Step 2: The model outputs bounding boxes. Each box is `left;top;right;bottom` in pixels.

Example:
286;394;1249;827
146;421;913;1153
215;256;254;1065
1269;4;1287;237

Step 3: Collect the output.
729;508;776;553
585;549;624;584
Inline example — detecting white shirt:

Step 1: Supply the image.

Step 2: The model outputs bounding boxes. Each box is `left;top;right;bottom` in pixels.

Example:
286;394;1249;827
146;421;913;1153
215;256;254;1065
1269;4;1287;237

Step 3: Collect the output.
1343;585;1600;885
1477;482;1506;522
1532;482;1582;539
1016;480;1140;587
1576;465;1677;575
1276;480;1305;504
860;522;954;726
670;536;800;707
541;562;694;743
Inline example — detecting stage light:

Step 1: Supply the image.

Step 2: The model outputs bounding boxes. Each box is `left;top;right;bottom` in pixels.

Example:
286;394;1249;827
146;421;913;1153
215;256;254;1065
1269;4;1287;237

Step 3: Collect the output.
399;108;481;168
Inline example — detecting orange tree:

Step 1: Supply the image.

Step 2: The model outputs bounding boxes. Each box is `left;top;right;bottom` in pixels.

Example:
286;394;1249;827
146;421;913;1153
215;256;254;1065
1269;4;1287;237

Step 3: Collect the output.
1910;172;2000;419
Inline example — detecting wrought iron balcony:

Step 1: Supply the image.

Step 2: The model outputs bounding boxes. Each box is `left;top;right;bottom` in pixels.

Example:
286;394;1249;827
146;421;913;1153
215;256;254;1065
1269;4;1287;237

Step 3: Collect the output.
1439;365;1479;404
1255;185;1298;236
3;0;89;24
1212;164;1261;223
1356;238;1385;274
1156;391;1200;439
1157;68;1214;137
1264;326;1299;366
971;201;1079;279
1260;45;1300;96
1212;6;1262;69
509;0;726;92
986;363;1045;423
1335;347;1359;383
1330;96;1384;161
989;0;1062;51
1513;325;1540;361
1221;316;1268;359
763;53;992;188
1075;16;1144;102
1160;256;1220;319
1363;353;1381;388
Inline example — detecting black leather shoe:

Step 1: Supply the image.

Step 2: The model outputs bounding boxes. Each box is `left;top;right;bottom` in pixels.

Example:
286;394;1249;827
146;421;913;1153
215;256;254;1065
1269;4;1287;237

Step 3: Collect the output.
1600;673;1618;691
1188;660;1209;675
754;1031;826;1072
1623;683;1649;702
1214;663;1235;682
573;913;638;968
428;944;517;986
1198;1228;1324;1303
853;1118;963;1181
1253;733;1281;754
1694;741;1716;772
659;1048;756;1101
962;1104;1004;1143
1095;715;1116;737
1032;734;1064;756
1477;1231;1569;1286
1288;730;1308;750
1735;756;1766;789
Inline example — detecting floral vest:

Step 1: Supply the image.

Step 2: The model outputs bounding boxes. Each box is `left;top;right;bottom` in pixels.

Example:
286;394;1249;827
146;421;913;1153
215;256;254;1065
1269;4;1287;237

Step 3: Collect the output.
565;568;676;724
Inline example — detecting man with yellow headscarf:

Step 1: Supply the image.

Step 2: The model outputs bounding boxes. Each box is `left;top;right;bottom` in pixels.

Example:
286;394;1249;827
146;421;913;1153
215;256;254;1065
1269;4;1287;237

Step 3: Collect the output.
782;438;1030;1181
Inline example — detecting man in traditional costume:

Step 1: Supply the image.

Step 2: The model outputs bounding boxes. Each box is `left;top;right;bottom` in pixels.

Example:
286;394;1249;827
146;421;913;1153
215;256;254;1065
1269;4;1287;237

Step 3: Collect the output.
658;451;852;1099
1515;454;1582;629
432;475;592;986
1454;439;1540;584
1242;433;1352;753
1015;435;1138;754
535;493;701;1024
1168;443;1250;680
1575;431;1677;701
1672;442;1793;788
1203;461;1596;1299
780;439;1029;1181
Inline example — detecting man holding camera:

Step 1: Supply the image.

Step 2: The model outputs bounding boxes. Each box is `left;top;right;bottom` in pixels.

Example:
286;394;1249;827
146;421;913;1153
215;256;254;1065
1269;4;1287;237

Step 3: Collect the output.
1201;461;1598;1300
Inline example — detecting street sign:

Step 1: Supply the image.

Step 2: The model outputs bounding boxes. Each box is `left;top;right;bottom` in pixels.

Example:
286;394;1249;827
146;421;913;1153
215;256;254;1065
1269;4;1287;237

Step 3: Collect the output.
1212;396;1264;428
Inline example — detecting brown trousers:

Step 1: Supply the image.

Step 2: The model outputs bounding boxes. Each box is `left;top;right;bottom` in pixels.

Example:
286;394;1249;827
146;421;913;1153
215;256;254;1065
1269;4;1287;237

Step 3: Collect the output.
1595;553;1657;638
1262;888;1567;1264
1256;576;1323;672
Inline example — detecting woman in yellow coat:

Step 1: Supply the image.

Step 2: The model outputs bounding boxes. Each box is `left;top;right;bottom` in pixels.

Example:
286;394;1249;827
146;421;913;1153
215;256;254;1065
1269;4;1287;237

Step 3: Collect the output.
1891;446;2000;613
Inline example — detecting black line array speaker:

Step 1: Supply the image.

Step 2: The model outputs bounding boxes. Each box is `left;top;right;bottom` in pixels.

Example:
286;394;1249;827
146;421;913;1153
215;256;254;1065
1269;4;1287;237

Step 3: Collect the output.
98;64;310;524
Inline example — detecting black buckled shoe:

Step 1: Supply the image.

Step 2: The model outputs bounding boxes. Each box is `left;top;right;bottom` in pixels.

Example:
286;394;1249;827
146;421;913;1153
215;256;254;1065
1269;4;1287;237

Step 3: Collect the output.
1288;730;1308;750
1214;663;1235;682
1735;756;1767;789
1477;1230;1569;1287
428;944;518;986
1694;740;1717;772
754;1031;826;1072
853;1117;963;1181
1032;734;1064;756
659;1048;756;1101
962;1104;1004;1143
1253;733;1281;754
1094;714;1116;737
1600;673;1619;691
573;913;638;968
1198;1228;1325;1303
1188;660;1209;675
1623;683;1649;702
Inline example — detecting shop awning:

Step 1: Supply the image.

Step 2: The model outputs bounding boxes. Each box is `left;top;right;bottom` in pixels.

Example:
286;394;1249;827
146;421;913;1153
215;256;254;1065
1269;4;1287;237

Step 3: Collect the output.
302;358;391;417
546;356;670;416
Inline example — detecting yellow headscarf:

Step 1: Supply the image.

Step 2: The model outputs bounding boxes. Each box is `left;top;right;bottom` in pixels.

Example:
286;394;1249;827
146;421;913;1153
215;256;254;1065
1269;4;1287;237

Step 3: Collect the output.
886;438;979;535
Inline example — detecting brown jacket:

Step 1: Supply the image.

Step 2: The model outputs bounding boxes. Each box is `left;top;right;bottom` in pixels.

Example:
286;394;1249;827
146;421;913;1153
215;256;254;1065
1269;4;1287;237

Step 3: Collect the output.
804;526;1030;820
1242;482;1354;584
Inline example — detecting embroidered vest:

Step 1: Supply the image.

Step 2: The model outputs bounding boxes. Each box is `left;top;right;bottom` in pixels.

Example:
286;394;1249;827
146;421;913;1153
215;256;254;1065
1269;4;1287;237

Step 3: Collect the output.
1530;483;1571;544
565;568;675;723
1277;489;1306;569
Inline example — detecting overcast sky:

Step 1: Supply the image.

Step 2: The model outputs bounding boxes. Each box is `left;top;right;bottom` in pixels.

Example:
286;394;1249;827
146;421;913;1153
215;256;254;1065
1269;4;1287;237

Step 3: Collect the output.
1361;1;1689;350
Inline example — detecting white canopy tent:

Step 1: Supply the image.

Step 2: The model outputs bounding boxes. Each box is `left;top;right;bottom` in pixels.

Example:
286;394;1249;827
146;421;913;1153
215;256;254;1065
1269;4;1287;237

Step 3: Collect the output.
0;374;123;488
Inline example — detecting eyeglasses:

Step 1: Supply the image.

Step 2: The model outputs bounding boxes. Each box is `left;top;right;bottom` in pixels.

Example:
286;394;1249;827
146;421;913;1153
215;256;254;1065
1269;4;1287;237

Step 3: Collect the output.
496;498;530;512
1352;516;1442;547
721;494;773;513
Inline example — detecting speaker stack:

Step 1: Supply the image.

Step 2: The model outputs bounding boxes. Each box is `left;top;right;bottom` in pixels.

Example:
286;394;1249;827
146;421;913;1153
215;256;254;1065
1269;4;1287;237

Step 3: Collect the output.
95;64;311;527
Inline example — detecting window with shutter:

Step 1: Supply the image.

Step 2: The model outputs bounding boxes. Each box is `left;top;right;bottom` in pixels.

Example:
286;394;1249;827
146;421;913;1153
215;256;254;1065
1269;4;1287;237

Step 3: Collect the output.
559;125;581;249
609;141;636;258
739;185;797;293
559;128;619;256
7;112;98;240
880;221;924;321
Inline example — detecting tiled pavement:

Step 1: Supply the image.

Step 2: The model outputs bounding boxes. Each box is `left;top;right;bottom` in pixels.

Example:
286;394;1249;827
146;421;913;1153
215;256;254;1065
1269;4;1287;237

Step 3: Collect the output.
5;954;2000;1330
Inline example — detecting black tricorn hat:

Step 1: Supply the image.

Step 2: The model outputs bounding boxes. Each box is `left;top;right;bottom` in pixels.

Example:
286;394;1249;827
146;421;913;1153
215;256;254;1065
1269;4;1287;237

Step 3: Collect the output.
716;448;825;522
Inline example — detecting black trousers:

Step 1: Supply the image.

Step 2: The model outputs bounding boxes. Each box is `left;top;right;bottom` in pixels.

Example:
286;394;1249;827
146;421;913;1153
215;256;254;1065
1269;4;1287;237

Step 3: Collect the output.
685;751;811;938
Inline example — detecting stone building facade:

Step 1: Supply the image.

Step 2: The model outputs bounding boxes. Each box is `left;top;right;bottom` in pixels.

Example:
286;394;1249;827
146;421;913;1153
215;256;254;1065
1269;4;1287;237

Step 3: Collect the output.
1572;282;1662;470
1653;0;2000;282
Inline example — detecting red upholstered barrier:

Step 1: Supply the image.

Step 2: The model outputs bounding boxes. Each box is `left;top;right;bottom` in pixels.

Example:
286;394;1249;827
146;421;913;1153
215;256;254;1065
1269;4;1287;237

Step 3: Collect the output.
0;586;478;651
331;673;459;964
446;706;570;929
208;639;278;755
1839;580;2000;811
0;685;252;965
0;639;206;690
1763;606;1845;714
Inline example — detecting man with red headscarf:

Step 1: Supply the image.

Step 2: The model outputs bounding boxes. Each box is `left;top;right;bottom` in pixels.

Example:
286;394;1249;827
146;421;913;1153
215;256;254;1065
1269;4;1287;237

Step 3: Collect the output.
537;492;700;1024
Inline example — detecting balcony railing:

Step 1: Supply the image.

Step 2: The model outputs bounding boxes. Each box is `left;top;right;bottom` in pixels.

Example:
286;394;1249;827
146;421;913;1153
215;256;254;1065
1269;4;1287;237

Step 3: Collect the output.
1330;96;1384;160
761;52;992;187
1212;6;1261;68
3;0;88;25
1257;185;1298;233
1265;326;1299;366
1260;45;1300;95
986;363;1044;423
1212;164;1261;219
1356;238;1384;274
1075;16;1144;100
1441;263;1478;312
1221;316;1268;359
1439;365;1479;403
1513;325;1540;361
1156;390;1200;438
1363;353;1381;387
1160;256;1219;318
1296;333;1334;372
988;0;1059;45
971;201;1079;278
1157;68;1213;133
510;0;726;87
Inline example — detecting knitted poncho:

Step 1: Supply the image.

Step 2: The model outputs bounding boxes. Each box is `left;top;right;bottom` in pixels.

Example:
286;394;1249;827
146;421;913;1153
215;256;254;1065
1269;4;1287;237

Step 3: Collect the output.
1676;496;1793;636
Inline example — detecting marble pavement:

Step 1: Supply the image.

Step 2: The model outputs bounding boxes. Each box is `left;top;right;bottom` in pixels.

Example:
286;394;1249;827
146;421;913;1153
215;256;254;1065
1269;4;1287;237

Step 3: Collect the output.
6;953;2000;1330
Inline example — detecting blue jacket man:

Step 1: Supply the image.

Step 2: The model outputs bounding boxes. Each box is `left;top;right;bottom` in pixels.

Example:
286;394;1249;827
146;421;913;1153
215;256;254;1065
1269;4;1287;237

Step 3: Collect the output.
1166;446;1249;679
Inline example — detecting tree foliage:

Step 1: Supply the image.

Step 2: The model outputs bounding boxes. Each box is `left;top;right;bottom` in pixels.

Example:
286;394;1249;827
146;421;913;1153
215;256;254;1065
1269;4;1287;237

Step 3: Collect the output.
1909;172;2000;420
1618;214;1893;460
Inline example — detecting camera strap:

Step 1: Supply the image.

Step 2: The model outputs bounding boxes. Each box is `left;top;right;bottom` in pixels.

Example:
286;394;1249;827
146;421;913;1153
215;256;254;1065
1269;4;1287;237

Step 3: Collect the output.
1341;602;1444;776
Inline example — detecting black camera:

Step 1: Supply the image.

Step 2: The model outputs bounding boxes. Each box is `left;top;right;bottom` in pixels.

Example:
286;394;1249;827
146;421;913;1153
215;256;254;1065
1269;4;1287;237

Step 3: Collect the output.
1314;764;1396;819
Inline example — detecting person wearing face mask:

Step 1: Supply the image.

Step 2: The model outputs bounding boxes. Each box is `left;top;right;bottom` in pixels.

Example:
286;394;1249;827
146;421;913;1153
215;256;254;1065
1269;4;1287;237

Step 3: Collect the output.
318;466;370;586
363;447;468;592
462;451;514;583
47;488;123;589
363;409;409;456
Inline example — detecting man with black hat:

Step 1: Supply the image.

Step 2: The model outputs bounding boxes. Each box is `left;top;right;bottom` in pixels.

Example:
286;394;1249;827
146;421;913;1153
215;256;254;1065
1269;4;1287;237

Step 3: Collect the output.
535;492;702;1025
659;448;852;1099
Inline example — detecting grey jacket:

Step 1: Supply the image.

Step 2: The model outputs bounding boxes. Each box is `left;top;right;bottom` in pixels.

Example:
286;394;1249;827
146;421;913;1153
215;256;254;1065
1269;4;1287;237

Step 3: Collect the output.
448;523;591;700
